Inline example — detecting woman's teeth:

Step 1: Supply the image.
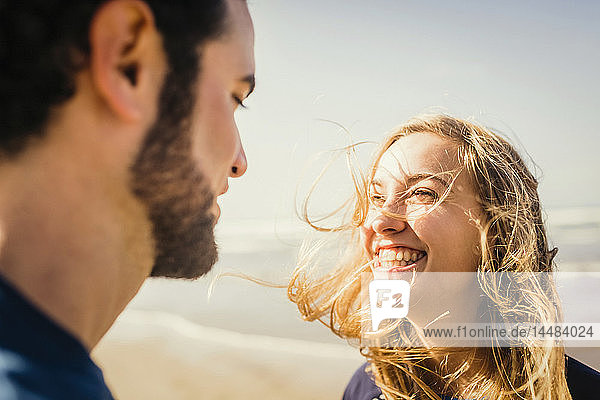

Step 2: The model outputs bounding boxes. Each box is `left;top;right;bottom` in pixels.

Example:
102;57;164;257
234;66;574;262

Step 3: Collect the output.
376;248;425;268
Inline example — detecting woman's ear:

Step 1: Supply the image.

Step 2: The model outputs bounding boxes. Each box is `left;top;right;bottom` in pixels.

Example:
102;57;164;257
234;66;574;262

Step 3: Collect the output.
89;0;166;123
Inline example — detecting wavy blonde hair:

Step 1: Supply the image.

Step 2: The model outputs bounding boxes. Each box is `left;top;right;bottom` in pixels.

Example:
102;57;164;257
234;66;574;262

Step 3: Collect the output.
288;114;569;399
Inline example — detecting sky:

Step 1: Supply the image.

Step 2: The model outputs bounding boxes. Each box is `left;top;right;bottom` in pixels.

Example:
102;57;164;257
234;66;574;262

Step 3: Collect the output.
218;0;600;229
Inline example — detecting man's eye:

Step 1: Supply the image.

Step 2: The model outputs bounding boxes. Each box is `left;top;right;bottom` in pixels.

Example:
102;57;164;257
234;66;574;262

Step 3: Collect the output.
232;95;247;109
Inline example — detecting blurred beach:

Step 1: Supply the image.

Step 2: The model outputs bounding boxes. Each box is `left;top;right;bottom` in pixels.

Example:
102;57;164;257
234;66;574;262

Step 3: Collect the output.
93;206;600;399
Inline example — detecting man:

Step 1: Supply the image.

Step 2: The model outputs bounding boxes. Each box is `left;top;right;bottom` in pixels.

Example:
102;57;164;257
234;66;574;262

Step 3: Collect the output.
0;0;255;398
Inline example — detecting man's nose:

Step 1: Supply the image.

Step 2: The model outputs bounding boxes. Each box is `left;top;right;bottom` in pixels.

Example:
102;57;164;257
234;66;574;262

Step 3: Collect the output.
230;145;247;178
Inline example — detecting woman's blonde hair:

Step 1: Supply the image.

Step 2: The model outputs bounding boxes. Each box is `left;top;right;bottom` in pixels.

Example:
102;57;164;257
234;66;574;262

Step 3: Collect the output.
288;114;570;399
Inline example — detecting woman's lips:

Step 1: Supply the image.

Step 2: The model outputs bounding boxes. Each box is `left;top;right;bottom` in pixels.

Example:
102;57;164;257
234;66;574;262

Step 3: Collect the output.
388;258;424;272
373;246;427;272
374;256;427;272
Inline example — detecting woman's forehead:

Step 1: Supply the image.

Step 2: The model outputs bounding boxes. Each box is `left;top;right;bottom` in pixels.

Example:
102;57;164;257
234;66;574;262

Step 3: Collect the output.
374;133;460;183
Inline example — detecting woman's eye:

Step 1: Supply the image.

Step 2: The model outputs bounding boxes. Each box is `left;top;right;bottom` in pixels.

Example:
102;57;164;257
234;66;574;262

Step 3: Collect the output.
370;194;385;205
408;188;438;204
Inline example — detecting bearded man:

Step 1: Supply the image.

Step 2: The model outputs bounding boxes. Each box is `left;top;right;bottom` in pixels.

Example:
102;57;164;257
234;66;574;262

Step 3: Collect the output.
0;0;255;398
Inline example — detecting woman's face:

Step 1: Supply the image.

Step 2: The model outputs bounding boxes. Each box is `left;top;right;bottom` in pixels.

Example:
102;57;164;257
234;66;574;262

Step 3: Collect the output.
361;133;482;274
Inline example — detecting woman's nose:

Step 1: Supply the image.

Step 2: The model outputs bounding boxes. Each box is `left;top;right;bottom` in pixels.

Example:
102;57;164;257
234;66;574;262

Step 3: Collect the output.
371;208;407;235
230;145;247;178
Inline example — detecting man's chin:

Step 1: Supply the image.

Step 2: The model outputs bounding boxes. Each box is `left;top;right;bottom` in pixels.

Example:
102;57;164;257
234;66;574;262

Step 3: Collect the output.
148;213;219;279
149;239;219;279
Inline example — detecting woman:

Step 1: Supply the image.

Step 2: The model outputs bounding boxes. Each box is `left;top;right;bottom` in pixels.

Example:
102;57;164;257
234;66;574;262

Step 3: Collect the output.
288;114;599;399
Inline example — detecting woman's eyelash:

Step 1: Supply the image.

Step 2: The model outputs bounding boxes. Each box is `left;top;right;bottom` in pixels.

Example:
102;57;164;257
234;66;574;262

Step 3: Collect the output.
369;187;438;206
409;188;438;200
370;194;385;203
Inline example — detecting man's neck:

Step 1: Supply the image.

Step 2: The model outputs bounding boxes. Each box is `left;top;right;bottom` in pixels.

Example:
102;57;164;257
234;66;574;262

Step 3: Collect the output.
0;145;154;350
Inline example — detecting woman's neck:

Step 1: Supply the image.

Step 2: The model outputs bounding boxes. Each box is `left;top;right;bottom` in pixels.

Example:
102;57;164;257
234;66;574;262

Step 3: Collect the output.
423;348;487;399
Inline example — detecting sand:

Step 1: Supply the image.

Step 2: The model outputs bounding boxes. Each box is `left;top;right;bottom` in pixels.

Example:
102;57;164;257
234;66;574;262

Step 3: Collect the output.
93;309;600;400
93;309;364;400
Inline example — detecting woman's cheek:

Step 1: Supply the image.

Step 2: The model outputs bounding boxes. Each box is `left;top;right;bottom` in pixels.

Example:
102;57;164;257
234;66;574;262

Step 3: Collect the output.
406;213;429;236
359;224;374;255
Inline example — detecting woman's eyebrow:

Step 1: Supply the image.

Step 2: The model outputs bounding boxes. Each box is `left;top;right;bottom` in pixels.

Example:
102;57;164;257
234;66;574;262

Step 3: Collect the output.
405;173;450;187
371;174;450;190
370;179;385;191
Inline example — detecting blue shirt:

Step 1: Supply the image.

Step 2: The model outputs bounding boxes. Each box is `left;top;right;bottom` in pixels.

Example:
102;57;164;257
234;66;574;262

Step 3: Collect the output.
344;358;600;400
0;274;115;400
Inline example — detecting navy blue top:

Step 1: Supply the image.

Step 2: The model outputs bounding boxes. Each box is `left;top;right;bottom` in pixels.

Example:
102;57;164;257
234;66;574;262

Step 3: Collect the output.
344;357;600;400
0;274;115;400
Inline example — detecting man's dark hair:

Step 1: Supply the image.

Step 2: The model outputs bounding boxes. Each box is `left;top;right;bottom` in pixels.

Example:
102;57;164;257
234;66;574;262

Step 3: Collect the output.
0;0;229;155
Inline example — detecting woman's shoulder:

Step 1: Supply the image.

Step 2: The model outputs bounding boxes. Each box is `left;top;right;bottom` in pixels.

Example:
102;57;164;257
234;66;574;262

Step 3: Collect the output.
343;357;600;400
565;355;600;400
342;363;383;400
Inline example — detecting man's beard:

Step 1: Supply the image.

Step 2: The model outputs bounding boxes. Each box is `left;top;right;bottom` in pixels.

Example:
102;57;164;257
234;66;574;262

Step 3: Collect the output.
129;67;218;279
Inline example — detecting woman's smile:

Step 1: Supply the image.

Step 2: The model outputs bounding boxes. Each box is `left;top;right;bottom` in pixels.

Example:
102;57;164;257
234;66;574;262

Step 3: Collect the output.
373;246;427;272
361;133;482;274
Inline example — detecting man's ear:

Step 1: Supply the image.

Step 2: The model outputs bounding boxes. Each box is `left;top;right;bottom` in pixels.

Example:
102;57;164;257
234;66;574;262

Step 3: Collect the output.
89;0;165;123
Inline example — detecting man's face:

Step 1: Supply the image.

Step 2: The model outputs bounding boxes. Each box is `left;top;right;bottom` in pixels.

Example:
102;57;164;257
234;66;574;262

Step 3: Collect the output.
193;0;255;220
131;0;255;279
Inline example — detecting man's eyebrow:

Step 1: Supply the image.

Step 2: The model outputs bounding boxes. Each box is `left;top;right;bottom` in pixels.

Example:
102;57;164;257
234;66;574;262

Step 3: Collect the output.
240;74;255;97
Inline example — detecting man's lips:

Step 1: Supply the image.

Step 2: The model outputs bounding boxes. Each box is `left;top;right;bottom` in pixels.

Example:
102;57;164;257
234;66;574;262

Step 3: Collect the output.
218;182;229;196
215;203;221;221
214;181;228;223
